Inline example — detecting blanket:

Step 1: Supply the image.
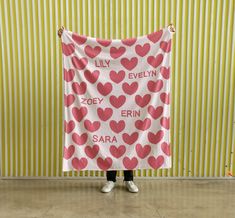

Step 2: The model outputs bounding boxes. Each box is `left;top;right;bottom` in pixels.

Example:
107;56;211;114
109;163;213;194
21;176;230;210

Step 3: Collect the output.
61;26;172;171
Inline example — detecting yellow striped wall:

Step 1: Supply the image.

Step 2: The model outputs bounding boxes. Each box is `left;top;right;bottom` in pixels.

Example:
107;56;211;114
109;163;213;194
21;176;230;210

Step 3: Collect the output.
0;0;235;178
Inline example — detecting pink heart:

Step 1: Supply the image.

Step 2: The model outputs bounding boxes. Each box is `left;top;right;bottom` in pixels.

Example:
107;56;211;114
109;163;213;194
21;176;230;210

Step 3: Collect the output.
122;82;138;95
148;155;164;169
72;82;87;95
147;130;164;144
160;67;170;79
84;120;101;132
122;132;139;145
71;56;88;70
147;29;163;43
72;157;88;170
97;157;112;170
123;157;138;170
62;43;75;56
72;132;88;145
85;144;99;159
135;144;151;159
109;70;125;83
97;107;113;121
84;45;102;58
64;68;75;82
97;82;113;96
161;142;171;156
72;33;87;45
64;94;75;107
97;38;112;47
121;37;137;46
109;120;125;133
109;95;126;108
160;117;170;130
63;145;75;159
160;40;171;52
135;94;151;107
147;54;163;68
84;70;100;84
147;80;163;92
147;105;163;119
72;106;87;122
110;46;126;59
160;93;170;104
64;120;75;133
110;145;126;158
120;57;138;71
135;118;151;131
135;43;150;57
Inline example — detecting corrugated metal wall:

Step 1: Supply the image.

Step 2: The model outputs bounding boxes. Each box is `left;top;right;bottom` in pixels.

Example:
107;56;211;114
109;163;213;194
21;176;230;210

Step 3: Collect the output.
0;0;234;178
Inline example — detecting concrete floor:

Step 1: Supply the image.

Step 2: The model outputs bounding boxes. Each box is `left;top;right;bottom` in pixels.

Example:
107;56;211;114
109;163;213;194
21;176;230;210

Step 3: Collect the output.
0;179;234;218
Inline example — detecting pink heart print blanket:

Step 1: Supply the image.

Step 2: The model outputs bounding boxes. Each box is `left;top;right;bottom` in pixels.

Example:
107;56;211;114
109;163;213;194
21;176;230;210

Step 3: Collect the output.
61;26;172;171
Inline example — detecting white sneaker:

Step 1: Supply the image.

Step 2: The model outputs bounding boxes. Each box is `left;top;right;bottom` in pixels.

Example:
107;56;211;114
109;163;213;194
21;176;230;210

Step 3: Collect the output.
124;181;139;193
101;181;116;193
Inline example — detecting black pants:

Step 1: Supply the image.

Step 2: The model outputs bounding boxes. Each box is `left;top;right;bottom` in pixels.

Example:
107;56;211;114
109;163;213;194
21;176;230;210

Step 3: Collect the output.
106;170;133;182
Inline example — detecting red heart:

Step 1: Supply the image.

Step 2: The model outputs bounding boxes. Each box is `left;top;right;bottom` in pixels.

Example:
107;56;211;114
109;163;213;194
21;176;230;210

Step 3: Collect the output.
97;38;112;47
123;157;138;170
160;93;170;104
135;94;151;107
97;82;113;96
64;68;75;82
135;144;151;159
135;118;151;130
84;70;100;84
122;82;138;95
160;40;171;52
109;120;125;133
84;45;102;58
109;70;125;83
71;56;88;70
161;142;171;156
64;120;75;133
147;29;163;43
72;132;88;145
121;37;137;46
84;120;101;132
147;105;163;119
135;43;150;57
109;145;126;158
160;66;170;79
97;107;113;121
147;54;163;68
148;155;164;169
110;46;126;59
122;132;139;145
120;57;138;70
160;117;170;129
64;94;75;107
109;95;126;108
72;33;87;45
147;130;164;144
147;80;163;92
97;157;112;170
63;145;75;159
72;82;87;95
62;43;75;56
72;106;87;122
84;144;99;159
72;157;88;170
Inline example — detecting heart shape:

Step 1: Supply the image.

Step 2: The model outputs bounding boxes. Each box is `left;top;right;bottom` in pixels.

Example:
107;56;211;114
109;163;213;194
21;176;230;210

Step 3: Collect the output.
120;57;138;70
71;56;88;70
147;130;164;144
135;118;151;131
72;132;88;145
97;107;113;121
85;144;99;159
147;80;163;92
72;82;87;95
109;70;125;83
135;94;151;107
147;29;163;43
72;157;88;170
121;37;137;46
135;144;151;159
110;46;126;59
109;95;126;108
97;157;112;170
109;120;125;133
122;82;138;95
72;33;87;45
135;43;150;57
160;93;170;104
147;105;163;119
97;38;112;47
64;120;75;133
109;145;126;158
63;145;75;159
72;106;87;122
148;155;164;169
62;43;75;56
84;45;102;58
84;120;101;132
64;94;75;107
64;68;75;82
147;54;163;68
160;117;170;129
97;82;113;96
161;142;171;156
84;70;100;84
123;157;138;170
160;40;171;52
122;132;139;145
160;66;170;79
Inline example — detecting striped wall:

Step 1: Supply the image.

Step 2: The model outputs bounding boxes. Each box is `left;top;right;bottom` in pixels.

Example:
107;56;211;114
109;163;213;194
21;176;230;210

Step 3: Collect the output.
0;0;235;178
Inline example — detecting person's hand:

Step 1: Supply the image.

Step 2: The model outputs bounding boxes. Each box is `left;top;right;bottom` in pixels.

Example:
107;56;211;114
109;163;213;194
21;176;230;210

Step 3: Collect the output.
58;26;64;38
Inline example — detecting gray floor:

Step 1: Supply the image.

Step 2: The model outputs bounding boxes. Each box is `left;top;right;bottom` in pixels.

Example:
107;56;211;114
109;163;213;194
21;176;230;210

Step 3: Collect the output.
0;178;234;218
